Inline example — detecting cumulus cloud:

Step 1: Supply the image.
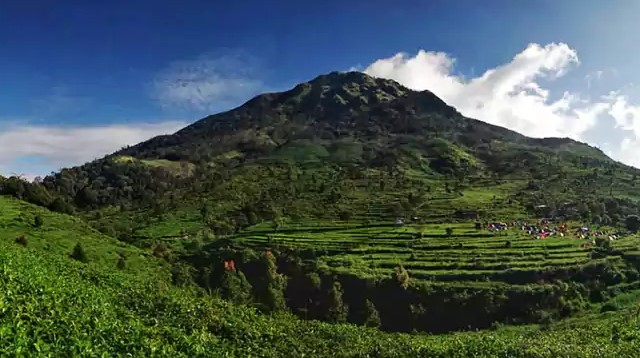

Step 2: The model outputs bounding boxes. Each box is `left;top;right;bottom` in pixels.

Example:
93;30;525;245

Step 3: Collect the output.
0;121;187;179
363;43;640;167
152;51;264;112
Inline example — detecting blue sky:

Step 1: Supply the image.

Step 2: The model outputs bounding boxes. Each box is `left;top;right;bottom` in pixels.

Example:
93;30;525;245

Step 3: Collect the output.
2;1;640;178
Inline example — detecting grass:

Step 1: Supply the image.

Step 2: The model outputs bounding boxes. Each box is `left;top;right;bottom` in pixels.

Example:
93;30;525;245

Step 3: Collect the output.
0;196;169;279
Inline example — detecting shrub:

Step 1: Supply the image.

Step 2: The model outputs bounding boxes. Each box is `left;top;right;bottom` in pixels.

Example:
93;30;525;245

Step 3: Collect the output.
153;242;170;259
323;281;348;323
70;243;88;263
394;265;410;290
338;210;352;222
362;299;381;328
171;262;194;287
117;256;126;270
625;215;640;232
220;270;253;304
33;215;43;228
595;237;611;250
15;234;28;247
601;302;618;313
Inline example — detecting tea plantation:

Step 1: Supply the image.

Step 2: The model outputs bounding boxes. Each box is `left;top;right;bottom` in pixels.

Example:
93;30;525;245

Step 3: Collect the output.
3;194;640;356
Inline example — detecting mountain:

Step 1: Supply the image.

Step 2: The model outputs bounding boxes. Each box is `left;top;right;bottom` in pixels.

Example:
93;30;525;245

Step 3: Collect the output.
39;71;640;240
7;71;640;346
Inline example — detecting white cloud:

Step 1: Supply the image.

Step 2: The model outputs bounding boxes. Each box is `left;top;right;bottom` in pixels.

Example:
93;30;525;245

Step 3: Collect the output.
362;43;640;167
152;52;264;112
0;121;187;178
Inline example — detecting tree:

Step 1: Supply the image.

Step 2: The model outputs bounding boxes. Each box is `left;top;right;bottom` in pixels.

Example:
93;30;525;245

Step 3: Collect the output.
33;215;43;228
389;202;404;218
246;211;258;226
172;262;195;287
15;234;28;247
117;256;126;270
77;186;98;207
595;236;612;251
256;251;287;312
272;216;285;232
49;197;71;214
70;243;88;263
394;265;410;290
362;299;381;328
235;212;249;229
200;203;211;223
153;242;171;260
338;210;353;222
323;281;348;323
220;269;253;304
446;227;453;237
592;215;602;225
626;215;640;233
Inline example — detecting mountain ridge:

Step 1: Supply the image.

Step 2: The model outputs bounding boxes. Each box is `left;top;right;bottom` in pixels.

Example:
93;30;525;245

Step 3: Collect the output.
118;71;602;163
32;70;640;242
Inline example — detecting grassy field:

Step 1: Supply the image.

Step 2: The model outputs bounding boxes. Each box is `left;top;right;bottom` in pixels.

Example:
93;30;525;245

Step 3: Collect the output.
0;196;169;279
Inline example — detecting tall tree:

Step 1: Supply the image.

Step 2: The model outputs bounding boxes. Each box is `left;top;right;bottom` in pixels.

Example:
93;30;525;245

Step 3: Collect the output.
362;299;381;328
323;281;348;323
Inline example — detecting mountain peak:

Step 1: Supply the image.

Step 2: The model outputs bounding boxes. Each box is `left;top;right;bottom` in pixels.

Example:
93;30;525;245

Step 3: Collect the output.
272;71;410;114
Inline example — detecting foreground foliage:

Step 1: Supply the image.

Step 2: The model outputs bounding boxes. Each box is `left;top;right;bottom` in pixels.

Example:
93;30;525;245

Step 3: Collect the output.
2;229;640;357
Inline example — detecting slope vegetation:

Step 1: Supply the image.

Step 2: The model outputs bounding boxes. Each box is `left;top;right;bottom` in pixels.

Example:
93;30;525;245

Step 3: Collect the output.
1;196;640;356
39;71;640;240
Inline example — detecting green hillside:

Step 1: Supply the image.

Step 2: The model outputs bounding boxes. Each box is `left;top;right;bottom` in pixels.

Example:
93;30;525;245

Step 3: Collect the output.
39;72;640;241
6;71;640;354
2;194;640;356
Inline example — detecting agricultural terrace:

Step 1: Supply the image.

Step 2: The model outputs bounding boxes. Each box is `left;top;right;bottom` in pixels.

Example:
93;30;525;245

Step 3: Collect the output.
236;219;639;285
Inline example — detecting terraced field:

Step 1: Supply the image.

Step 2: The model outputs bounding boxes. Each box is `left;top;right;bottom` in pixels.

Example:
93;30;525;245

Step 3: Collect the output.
236;221;635;282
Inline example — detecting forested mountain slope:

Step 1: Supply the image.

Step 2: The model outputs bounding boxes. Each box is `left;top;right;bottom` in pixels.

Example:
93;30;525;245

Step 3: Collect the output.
35;71;640;241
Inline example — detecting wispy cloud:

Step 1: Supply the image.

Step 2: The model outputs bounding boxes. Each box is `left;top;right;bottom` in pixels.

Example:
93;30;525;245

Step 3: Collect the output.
0;121;188;178
152;51;265;113
362;43;640;167
29;85;93;119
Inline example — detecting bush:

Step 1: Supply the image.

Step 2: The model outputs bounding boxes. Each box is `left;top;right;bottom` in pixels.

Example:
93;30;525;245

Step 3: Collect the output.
362;299;381;328
34;215;43;228
625;215;640;232
153;242;171;260
171;262;194;287
117;256;126;270
394;265;410;290
15;234;28;247
601;302;619;313
70;243;88;263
